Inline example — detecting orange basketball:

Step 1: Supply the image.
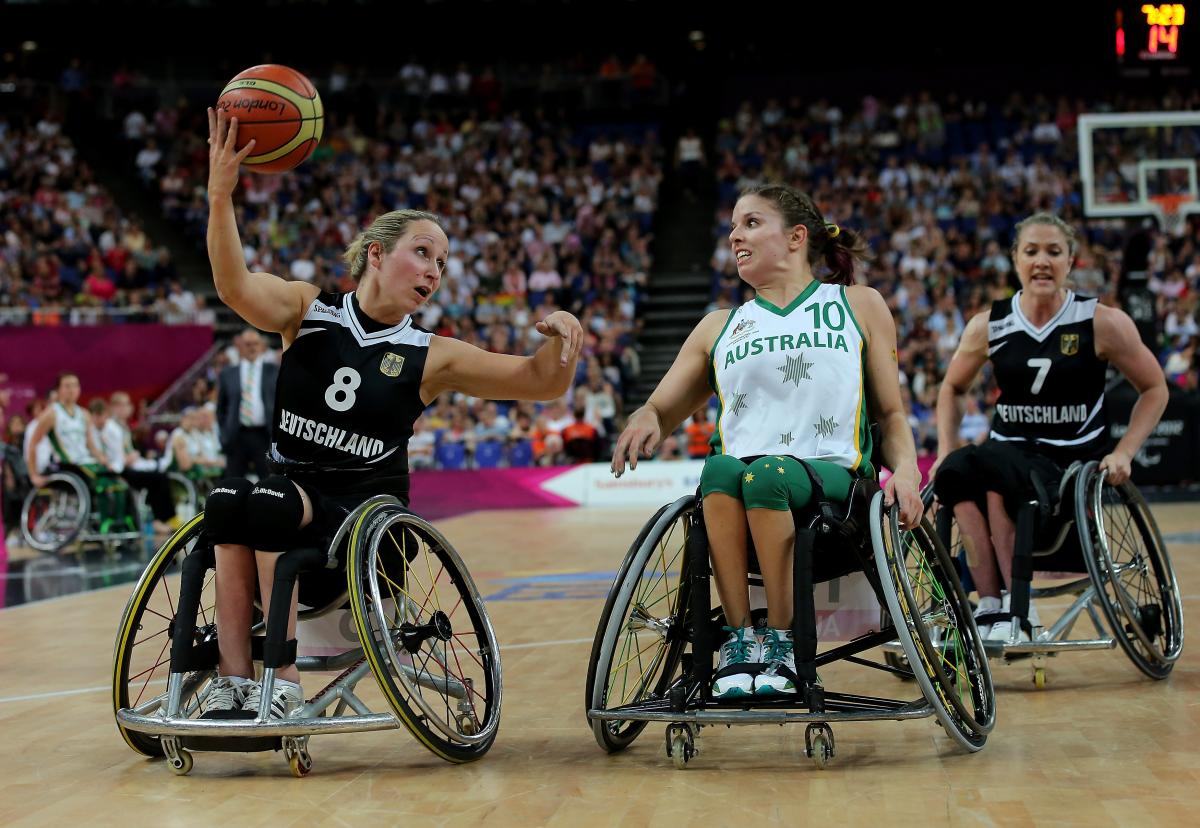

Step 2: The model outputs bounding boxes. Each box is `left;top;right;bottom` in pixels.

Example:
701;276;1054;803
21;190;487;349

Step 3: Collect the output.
216;64;324;174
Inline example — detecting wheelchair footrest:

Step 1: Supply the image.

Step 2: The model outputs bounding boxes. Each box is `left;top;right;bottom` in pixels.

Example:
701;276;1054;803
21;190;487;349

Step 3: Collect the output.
181;734;282;753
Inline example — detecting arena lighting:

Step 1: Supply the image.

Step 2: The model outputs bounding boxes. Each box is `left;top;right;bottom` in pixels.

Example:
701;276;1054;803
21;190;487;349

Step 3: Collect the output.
20;41;37;52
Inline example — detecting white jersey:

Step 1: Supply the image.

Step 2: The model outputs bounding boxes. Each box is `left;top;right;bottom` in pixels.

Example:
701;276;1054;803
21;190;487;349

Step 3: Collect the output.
159;427;196;472
709;282;872;473
50;402;97;465
100;419;128;472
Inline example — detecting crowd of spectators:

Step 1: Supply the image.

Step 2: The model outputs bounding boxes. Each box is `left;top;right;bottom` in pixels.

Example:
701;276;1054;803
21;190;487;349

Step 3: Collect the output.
0;112;212;326
5;57;1200;470
697;89;1200;456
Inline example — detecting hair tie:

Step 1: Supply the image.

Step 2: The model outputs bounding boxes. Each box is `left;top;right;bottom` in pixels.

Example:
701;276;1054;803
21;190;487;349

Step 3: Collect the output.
825;223;841;239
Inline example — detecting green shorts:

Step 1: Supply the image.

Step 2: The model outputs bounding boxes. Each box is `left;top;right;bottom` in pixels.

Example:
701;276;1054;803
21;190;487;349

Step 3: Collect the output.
700;455;853;511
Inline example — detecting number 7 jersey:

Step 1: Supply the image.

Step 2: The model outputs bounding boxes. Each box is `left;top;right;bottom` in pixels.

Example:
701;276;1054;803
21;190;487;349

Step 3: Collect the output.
987;290;1108;459
268;290;431;493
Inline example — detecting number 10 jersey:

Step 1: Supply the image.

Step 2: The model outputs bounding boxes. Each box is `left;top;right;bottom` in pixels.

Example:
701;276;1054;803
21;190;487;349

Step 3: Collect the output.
268;290;431;495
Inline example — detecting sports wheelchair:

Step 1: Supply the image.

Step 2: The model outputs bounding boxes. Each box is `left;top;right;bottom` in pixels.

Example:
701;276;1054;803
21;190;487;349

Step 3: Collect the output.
112;495;502;776
911;460;1184;688
585;469;995;770
17;460;140;554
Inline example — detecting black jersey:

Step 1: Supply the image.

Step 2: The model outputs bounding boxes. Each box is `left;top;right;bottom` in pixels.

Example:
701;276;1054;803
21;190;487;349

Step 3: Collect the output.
268;290;430;497
987;291;1109;462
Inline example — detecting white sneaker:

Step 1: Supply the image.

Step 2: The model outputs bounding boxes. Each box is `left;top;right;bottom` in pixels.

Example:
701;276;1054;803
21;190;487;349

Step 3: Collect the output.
973;596;1003;638
755;628;797;696
201;675;253;718
244;678;304;718
712;626;763;699
986;619;1031;643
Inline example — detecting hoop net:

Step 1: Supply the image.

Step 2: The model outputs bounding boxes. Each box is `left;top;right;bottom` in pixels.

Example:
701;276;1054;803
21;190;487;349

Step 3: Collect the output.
1149;194;1190;238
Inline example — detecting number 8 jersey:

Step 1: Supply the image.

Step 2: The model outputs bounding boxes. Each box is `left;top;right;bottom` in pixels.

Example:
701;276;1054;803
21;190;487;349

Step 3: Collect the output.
987;290;1108;460
268;291;430;496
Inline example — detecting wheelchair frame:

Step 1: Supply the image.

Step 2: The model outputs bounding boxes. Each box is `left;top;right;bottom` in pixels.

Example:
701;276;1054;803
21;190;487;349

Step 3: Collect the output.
20;470;141;553
586;480;995;770
913;460;1184;688
113;495;503;776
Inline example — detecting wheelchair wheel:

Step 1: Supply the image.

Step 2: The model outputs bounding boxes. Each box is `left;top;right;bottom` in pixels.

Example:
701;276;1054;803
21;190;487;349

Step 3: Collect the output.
20;472;89;552
1077;462;1184;679
167;472;199;523
112;514;211;756
871;492;994;751
586;495;692;753
347;503;501;763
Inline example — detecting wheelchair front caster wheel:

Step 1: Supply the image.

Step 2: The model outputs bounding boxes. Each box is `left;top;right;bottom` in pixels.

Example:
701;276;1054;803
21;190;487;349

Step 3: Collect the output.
1033;667;1046;689
665;722;696;770
284;737;312;778
287;751;312;778
804;723;835;770
168;749;193;776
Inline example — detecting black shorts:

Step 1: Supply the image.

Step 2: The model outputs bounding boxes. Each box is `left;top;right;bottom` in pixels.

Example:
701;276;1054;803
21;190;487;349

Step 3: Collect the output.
292;479;409;551
934;441;1066;518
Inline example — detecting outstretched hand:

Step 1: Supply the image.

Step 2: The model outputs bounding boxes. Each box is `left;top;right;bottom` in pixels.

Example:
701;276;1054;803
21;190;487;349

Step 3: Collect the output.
207;106;255;201
535;311;584;366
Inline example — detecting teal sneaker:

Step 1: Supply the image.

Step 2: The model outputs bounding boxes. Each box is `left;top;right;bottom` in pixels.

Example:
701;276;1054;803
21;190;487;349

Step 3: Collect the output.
755;627;797;696
712;626;764;699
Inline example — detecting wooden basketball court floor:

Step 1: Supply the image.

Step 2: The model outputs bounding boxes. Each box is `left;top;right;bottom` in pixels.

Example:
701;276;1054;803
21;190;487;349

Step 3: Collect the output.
1;502;1197;827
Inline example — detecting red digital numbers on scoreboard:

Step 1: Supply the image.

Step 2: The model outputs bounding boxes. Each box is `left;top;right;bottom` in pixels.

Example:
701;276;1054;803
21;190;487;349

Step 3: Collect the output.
1140;3;1186;58
1117;4;1188;61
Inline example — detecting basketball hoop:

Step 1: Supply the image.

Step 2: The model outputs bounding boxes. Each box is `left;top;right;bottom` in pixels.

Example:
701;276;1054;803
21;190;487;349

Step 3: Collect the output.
1149;194;1191;238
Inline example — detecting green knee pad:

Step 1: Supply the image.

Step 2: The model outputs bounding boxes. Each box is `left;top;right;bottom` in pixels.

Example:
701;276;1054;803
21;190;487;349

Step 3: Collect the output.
742;456;854;511
700;454;748;499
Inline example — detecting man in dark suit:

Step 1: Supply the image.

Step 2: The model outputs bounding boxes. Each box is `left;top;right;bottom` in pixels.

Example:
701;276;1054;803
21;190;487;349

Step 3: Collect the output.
216;328;278;478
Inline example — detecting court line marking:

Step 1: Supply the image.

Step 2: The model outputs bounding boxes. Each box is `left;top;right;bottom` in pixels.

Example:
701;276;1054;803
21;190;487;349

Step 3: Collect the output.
0;637;597;705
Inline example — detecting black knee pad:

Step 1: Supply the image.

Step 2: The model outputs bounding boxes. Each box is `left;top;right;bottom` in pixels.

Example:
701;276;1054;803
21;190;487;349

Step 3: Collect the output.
244;475;305;551
203;478;253;544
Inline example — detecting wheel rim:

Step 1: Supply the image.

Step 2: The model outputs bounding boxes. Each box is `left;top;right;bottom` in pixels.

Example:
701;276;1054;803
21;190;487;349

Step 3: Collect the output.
875;494;993;746
359;511;501;748
112;515;213;754
588;498;692;747
1085;471;1184;667
22;476;88;551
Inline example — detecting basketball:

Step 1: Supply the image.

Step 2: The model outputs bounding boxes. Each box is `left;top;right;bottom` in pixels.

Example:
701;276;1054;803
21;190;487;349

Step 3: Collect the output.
216;64;323;174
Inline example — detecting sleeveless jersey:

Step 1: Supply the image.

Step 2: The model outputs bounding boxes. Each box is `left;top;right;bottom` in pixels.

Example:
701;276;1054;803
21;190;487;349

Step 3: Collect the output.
987;291;1108;460
268;290;430;497
50;402;96;465
709;282;872;473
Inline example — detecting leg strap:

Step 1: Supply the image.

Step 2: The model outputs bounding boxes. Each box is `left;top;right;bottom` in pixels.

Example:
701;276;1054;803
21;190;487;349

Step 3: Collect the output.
1009;501;1037;632
790;527;819;684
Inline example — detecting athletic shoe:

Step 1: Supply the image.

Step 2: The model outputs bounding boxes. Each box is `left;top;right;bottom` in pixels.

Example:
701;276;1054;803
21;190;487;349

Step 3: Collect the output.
244;679;304;719
712;626;763;699
973;595;1003;638
755;627;797;696
200;675;253;719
